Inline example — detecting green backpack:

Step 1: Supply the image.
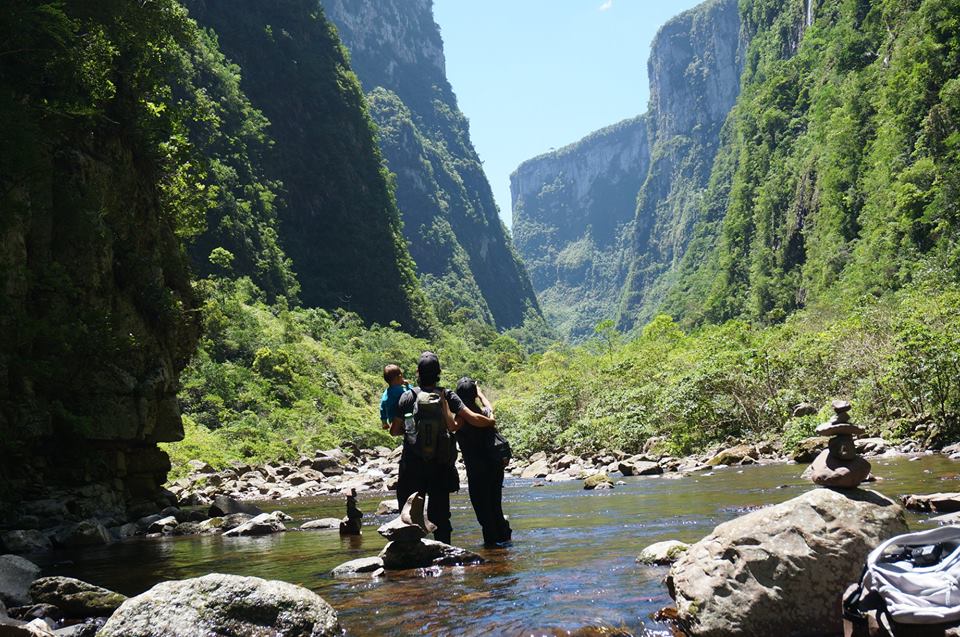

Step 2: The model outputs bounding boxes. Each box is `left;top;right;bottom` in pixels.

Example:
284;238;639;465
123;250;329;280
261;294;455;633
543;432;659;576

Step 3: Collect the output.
406;388;456;465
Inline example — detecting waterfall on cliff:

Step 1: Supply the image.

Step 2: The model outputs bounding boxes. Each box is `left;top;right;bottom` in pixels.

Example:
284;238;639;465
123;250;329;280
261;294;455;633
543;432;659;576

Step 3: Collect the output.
806;0;814;26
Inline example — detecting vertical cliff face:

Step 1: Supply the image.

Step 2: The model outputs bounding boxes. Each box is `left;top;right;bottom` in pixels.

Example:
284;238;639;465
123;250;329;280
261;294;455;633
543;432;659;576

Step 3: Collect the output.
187;0;434;334
511;117;651;339
511;0;745;338
0;0;200;527
618;0;746;328
321;0;541;328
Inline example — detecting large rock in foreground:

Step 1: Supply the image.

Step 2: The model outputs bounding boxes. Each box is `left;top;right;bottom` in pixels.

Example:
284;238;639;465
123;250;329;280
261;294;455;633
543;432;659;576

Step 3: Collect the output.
667;488;907;636
98;574;340;637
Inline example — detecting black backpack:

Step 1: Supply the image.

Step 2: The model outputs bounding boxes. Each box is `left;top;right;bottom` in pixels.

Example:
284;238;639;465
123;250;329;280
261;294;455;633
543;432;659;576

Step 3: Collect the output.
404;388;457;465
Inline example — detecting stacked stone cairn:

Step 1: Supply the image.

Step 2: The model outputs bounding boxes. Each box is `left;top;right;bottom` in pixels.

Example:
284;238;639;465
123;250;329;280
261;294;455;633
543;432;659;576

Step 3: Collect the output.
809;400;871;488
338;489;363;536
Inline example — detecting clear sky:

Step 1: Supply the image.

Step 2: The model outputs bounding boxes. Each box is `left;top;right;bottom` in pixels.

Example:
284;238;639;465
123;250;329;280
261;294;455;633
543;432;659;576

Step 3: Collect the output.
432;0;704;229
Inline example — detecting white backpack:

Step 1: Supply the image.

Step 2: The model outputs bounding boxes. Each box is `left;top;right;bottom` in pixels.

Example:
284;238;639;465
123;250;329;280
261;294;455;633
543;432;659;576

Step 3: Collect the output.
851;526;960;625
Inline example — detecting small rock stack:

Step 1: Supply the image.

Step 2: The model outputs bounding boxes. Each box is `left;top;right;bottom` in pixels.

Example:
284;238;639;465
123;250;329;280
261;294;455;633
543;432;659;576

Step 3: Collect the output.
338;489;362;536
809;400;871;489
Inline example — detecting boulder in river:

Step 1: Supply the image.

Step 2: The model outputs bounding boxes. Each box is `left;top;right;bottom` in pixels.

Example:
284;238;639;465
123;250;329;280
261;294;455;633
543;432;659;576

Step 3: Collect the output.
97;573;340;637
28;577;126;618
0;555;41;607
0;532;51;555
380;539;485;570
520;459;551;479
207;495;263;518
637;541;690;565
618;458;663;476
375;499;399;516
707;445;758;467
222;513;286;537
900;492;960;513
330;557;384;578
791;436;830;463
300;519;341;531
583;473;614;490
809;449;872;489
666;488;907;636
51;520;111;548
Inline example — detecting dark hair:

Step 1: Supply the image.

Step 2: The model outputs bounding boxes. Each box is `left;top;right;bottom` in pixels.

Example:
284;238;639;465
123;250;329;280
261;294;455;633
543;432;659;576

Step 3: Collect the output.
383;364;402;383
417;352;441;386
455;377;480;411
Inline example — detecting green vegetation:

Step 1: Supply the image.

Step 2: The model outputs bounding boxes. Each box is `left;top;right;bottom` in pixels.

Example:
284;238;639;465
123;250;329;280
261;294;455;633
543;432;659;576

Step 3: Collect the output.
185;0;434;333
323;1;541;330
163;275;551;477
664;0;960;326
496;281;960;458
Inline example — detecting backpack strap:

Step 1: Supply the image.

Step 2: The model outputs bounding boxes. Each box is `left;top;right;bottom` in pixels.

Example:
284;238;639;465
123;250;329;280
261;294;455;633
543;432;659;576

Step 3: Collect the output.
843;565;870;622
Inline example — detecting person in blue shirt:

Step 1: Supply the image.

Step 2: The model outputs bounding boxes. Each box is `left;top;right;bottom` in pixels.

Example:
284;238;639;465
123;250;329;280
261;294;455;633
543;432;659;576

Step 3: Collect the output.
379;364;410;429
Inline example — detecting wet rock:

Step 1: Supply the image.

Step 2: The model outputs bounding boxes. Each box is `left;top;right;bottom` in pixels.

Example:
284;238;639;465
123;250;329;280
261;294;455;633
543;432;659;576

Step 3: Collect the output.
856;437;888;455
339;490;362;536
170;523;203;536
583;473;614;490
618;457;663;476
300;519;341;531
0;617;56;636
29;577;126;618
330;557;384;578
791;436;830;463
667;488;907;636
520;459;551;479
0;533;50;555
8;604;61;623
827;434;859;460
637;541;690;565
113;523;140;540
378;494;435;542
791;403;817;418
900;492;960;513
707;444;758;467
219;513;252;532
207;496;262;518
0;555;41;607
816;422;865;437
809;449;871;489
51;521;111;549
97;573;340;637
222;513;286;537
146;517;177;535
380;539;484;570
375;499;399;516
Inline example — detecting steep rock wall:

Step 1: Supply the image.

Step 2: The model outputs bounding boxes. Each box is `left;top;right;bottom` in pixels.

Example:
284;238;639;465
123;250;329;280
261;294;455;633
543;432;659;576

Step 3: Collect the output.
511;117;651;339
322;0;541;328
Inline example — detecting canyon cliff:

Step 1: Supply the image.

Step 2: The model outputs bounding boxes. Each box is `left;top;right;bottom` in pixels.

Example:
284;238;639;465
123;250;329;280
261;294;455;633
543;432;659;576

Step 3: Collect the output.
322;0;541;329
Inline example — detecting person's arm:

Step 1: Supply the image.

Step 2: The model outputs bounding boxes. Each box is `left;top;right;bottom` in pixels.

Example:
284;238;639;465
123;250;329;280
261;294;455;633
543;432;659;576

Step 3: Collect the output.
456;405;496;429
476;385;494;417
390;416;404;436
441;392;461;432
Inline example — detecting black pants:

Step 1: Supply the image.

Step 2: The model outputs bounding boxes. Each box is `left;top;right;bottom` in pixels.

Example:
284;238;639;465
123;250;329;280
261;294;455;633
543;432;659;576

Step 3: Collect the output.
396;456;455;544
464;453;511;546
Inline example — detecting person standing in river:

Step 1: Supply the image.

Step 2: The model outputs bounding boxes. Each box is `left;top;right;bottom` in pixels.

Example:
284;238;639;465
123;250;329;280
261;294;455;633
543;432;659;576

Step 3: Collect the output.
390;351;489;544
455;377;512;547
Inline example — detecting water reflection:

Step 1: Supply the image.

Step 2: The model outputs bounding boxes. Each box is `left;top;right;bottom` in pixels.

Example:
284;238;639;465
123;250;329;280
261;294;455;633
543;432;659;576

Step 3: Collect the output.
35;455;956;635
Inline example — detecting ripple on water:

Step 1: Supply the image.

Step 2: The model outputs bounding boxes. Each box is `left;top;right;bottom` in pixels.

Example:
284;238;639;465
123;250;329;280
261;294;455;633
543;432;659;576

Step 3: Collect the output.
33;455;960;636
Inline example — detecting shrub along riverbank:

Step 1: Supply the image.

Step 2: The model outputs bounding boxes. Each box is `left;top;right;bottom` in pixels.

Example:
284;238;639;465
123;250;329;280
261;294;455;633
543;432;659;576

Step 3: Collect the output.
166;275;960;478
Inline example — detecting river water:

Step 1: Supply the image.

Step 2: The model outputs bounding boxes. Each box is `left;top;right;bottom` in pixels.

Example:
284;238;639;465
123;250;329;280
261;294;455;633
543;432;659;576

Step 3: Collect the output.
34;455;960;636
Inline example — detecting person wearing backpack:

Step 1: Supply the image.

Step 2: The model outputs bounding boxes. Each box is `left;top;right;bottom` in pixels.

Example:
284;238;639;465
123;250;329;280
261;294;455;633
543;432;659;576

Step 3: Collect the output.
455;377;512;548
389;352;489;544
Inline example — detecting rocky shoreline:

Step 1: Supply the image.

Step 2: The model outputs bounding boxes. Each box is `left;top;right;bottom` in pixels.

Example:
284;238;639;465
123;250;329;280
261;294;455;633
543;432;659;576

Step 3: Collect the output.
3;433;955;557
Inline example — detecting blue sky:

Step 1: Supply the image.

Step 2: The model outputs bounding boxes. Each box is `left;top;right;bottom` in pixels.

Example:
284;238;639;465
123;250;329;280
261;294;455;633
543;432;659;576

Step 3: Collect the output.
432;0;704;229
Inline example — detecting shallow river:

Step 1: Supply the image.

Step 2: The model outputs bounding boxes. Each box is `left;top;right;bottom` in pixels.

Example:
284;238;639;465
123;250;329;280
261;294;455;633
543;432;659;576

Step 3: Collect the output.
35;455;960;636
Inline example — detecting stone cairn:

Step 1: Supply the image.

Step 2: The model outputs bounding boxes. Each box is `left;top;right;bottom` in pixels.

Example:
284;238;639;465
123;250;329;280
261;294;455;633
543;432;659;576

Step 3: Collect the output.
378;493;435;545
809;400;871;489
338;488;363;536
